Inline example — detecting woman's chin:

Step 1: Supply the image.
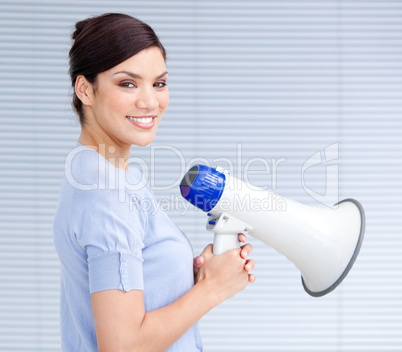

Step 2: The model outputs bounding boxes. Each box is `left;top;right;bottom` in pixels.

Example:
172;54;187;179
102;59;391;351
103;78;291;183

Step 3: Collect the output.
131;135;156;147
134;141;152;147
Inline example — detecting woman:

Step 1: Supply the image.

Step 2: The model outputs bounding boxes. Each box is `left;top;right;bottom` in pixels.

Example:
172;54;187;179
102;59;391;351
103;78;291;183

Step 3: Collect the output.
53;13;255;352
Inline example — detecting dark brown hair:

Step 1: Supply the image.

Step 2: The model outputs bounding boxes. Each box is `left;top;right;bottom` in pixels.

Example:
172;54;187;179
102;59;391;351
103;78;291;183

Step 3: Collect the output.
69;13;166;125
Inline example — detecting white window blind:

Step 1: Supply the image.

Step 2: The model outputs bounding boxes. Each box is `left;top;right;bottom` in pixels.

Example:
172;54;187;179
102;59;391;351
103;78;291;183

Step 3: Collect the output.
0;1;401;351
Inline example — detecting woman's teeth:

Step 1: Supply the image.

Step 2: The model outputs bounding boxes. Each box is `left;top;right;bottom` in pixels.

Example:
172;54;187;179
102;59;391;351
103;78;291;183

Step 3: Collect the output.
126;116;153;123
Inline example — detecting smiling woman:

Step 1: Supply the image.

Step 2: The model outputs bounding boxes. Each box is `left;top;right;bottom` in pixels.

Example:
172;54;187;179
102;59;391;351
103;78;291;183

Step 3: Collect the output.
53;13;255;352
76;47;169;153
69;13;166;126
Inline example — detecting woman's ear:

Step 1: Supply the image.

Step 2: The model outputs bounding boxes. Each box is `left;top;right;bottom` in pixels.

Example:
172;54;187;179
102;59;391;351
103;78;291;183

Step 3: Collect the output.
74;75;93;106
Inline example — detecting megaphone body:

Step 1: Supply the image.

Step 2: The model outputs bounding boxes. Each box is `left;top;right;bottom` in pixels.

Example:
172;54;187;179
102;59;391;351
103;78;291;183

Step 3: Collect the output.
180;164;365;297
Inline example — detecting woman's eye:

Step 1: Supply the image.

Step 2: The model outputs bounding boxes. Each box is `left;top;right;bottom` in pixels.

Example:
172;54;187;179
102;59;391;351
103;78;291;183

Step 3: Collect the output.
154;81;167;88
120;82;135;88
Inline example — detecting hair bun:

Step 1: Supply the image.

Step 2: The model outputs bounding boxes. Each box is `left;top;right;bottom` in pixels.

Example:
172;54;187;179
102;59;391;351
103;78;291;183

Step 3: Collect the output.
72;18;91;40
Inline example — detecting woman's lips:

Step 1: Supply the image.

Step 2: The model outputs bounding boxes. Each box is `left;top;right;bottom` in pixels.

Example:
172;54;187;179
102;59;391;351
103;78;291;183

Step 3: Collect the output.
126;115;156;129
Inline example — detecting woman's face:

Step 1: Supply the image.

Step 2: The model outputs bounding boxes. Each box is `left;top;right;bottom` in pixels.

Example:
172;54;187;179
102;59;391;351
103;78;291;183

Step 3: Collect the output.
84;46;169;148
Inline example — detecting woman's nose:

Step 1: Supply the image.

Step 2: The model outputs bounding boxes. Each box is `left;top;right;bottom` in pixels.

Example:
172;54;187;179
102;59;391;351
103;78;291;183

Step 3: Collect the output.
135;88;158;110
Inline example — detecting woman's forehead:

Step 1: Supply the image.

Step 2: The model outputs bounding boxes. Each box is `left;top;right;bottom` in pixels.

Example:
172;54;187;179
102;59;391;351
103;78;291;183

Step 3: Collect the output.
112;47;166;74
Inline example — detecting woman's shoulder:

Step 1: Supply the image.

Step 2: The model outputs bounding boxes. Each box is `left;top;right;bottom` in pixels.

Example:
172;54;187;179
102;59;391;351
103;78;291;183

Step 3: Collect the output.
63;144;107;190
64;143;150;198
60;143;152;223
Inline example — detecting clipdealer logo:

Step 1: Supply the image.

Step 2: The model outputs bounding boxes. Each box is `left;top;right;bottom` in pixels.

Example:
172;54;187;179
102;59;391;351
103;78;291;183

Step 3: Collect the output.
301;143;339;208
129;192;287;216
64;143;339;209
64;143;287;202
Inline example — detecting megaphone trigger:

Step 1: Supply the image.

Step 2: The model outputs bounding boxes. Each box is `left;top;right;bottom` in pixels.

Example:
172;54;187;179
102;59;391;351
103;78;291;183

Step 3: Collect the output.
206;212;253;255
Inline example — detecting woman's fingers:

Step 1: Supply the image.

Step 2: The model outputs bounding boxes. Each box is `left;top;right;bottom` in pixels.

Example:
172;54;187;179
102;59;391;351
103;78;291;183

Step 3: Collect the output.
238;233;247;243
244;257;255;283
193;255;204;269
240;243;253;259
238;234;255;280
244;259;255;272
238;233;253;259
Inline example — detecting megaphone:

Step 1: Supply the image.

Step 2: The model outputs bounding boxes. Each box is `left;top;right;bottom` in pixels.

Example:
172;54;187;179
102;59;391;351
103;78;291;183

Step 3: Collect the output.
180;164;365;297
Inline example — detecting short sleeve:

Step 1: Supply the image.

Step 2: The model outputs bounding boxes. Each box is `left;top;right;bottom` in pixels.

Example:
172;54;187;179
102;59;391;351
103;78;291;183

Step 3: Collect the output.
88;251;144;293
71;187;146;294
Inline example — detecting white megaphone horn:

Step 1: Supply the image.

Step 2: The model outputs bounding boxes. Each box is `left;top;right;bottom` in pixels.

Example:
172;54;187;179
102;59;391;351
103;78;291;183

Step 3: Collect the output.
180;164;365;297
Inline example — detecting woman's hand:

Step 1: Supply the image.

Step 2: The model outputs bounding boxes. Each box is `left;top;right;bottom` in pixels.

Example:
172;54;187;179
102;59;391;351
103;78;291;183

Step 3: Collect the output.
193;233;255;303
193;234;255;283
193;255;204;284
238;233;256;283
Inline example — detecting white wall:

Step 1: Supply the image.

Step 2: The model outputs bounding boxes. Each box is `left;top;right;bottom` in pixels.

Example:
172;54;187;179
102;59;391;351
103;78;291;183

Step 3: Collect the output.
0;1;401;351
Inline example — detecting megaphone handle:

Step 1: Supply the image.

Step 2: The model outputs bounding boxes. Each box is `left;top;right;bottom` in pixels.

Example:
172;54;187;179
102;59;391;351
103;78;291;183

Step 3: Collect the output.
213;233;240;255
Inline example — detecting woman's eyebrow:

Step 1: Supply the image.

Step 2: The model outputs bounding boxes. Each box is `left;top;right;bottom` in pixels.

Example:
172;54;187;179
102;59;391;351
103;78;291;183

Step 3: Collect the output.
113;71;168;80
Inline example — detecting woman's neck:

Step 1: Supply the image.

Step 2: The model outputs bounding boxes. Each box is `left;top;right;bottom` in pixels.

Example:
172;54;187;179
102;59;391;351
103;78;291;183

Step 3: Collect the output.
78;129;131;171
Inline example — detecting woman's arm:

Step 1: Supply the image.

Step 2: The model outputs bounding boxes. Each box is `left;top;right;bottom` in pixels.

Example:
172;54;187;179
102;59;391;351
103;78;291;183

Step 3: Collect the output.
92;243;254;352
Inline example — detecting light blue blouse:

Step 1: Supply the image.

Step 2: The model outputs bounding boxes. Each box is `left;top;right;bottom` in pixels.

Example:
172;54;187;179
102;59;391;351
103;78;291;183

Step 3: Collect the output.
53;144;202;351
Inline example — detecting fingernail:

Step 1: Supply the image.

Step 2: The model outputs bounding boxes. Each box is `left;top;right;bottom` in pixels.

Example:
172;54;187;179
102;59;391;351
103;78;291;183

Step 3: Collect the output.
242;251;248;258
196;257;202;265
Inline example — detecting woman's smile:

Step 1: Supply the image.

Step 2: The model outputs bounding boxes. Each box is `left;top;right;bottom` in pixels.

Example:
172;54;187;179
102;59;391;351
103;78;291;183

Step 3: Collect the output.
126;115;157;129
